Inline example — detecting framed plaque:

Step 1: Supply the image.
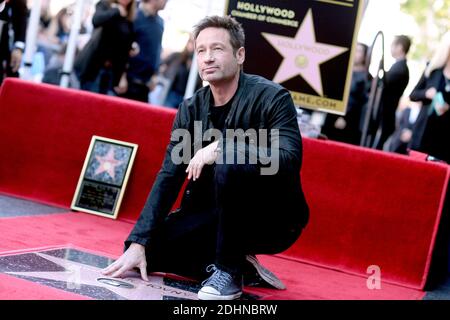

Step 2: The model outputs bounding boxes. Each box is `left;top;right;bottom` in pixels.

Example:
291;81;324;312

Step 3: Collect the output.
71;136;138;219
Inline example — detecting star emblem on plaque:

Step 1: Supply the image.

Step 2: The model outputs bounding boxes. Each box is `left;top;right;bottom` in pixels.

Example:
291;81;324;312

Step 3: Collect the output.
227;0;364;115
262;9;348;97
71;136;138;219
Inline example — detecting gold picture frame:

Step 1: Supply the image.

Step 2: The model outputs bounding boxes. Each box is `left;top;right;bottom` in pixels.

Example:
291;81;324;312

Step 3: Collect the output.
71;136;138;219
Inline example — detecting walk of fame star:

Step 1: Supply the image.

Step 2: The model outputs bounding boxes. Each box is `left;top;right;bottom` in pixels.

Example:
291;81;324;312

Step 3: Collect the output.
94;147;124;180
3;251;198;300
262;8;348;96
0;248;262;300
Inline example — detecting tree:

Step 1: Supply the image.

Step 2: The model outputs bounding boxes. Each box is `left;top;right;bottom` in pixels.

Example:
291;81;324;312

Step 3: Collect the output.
401;0;450;62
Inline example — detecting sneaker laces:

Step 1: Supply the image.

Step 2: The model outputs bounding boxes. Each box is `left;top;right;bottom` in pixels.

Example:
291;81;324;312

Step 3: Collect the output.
201;264;234;291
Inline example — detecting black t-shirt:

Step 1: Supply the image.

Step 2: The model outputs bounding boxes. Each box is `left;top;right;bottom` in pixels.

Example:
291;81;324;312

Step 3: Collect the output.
210;99;233;131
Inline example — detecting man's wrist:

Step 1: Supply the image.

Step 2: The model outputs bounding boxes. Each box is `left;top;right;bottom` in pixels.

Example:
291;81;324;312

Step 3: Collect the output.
14;41;25;52
129;242;145;250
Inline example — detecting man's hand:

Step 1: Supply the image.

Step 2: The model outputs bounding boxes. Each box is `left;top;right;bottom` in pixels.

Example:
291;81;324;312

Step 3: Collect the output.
147;75;158;91
101;243;149;281
425;87;437;100
129;42;140;57
114;73;128;95
400;128;412;143
334;117;347;130
186;140;219;181
435;102;449;116
10;48;22;73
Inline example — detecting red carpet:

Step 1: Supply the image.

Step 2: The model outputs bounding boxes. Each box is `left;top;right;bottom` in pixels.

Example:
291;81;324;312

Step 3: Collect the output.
287;138;450;289
0;213;132;255
0;212;425;300
249;255;425;300
1;80;448;299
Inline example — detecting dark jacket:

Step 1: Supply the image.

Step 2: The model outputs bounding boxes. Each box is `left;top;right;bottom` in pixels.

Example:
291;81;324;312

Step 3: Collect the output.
380;58;409;135
126;73;309;248
410;68;449;105
0;0;27;81
322;70;369;145
0;0;27;57
74;0;134;86
388;107;414;154
127;9;164;84
410;68;450;163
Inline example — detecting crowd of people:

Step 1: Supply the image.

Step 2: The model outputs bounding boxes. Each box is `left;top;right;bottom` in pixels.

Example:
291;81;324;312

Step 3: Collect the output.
70;0;203;106
1;0;195;107
321;32;450;164
0;0;449;163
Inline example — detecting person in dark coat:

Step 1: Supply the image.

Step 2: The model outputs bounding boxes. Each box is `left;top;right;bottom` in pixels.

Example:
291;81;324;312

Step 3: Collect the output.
409;32;450;163
0;0;27;85
101;15;309;300
74;0;136;95
388;100;421;154
322;42;370;145
121;0;166;102
374;35;411;149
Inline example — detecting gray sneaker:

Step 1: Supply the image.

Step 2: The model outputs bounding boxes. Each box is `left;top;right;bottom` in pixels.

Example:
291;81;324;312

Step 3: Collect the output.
198;265;243;300
244;255;286;290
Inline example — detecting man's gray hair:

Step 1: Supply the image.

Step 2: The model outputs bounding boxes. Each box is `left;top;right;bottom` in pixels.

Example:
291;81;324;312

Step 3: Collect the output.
193;15;245;53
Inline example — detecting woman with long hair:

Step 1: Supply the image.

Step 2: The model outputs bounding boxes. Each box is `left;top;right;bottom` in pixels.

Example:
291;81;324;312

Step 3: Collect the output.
75;0;137;95
409;32;450;163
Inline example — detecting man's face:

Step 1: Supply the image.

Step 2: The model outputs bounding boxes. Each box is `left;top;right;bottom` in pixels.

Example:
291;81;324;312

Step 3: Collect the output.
195;27;245;85
142;0;167;11
353;44;366;65
391;41;403;58
118;0;132;7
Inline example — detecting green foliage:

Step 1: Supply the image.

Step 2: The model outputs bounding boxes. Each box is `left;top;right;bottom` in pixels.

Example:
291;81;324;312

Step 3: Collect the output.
400;0;450;61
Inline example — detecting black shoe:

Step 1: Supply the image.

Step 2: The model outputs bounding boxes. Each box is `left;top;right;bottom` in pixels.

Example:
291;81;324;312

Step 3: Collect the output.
198;265;243;300
244;255;286;290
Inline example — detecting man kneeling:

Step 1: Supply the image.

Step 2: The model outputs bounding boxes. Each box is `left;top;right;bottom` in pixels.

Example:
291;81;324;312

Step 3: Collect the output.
102;15;309;300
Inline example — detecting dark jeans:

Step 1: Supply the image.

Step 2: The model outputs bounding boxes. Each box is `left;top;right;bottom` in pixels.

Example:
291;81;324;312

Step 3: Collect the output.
145;157;303;280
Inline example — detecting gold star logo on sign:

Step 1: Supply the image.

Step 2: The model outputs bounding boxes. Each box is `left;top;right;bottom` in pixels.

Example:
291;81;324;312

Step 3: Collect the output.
262;9;348;96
